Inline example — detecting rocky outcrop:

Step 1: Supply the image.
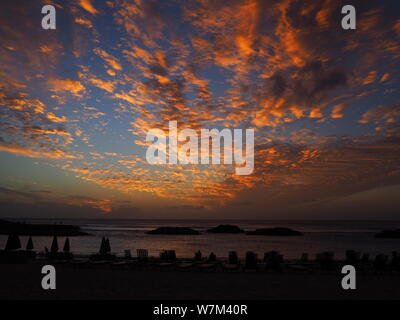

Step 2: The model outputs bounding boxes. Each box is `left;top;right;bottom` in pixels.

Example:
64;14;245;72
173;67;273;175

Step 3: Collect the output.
375;229;400;239
247;227;302;236
0;219;89;236
206;225;244;234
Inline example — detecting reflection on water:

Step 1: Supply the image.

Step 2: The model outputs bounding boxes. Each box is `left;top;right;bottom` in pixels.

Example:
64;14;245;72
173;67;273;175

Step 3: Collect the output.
0;219;399;259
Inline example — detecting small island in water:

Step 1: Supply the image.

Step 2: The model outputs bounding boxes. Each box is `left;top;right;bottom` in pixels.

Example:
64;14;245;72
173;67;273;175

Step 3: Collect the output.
375;229;400;239
246;227;303;236
0;219;89;236
147;227;200;235
206;224;245;234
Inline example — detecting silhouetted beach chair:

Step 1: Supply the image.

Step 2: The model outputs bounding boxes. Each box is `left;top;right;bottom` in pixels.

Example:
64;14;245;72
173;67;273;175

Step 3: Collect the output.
357;253;371;271
208;252;216;262
158;250;177;269
228;251;238;264
137;249;148;260
316;251;335;271
135;249;149;268
160;250;176;261
373;254;388;273
124;249;132;259
160;250;167;260
244;251;258;271
136;249;149;260
264;251;283;272
168;250;176;261
223;251;240;271
123;249;134;264
198;252;217;271
345;250;360;267
391;251;400;271
194;250;202;261
361;253;370;263
287;253;312;273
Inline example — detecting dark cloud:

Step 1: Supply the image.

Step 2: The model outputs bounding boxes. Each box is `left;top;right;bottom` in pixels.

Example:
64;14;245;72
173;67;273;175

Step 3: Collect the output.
258;61;350;111
0;186;41;201
0;200;103;219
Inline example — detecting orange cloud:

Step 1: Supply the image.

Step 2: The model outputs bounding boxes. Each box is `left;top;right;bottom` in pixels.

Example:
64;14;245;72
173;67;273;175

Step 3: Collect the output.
78;0;98;15
309;107;323;118
331;104;345;119
47;112;67;123
380;73;390;82
359;105;400;124
0;142;76;159
48;78;86;96
275;0;310;67
85;199;112;213
88;77;116;93
75;17;94;28
94;48;122;71
362;71;377;85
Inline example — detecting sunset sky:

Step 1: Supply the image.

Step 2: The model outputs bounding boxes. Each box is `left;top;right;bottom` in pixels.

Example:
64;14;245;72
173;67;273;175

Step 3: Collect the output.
0;0;399;219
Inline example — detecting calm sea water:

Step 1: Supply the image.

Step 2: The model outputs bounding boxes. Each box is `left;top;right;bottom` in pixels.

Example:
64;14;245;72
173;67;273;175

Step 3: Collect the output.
1;219;400;259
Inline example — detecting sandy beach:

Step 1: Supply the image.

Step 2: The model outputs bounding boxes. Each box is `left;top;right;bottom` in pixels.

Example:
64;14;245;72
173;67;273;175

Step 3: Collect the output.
0;260;399;300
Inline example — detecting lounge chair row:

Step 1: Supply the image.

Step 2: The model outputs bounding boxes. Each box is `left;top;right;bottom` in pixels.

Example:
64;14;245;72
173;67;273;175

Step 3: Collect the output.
1;235;399;273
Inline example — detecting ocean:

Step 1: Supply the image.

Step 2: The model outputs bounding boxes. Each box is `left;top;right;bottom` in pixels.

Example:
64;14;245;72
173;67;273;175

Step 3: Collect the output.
1;219;400;260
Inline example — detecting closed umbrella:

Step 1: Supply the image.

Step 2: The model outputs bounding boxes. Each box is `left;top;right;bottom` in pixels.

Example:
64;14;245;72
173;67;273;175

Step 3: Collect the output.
105;238;111;253
5;234;21;251
63;237;70;253
50;236;58;253
4;234;12;251
26;236;34;251
99;237;106;254
14;234;21;250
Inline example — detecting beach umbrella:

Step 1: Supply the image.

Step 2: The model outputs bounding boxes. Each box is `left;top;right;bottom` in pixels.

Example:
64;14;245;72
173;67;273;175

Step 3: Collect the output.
50;236;59;253
63;237;70;253
26;236;34;251
5;234;21;251
105;238;111;253
14;234;21;250
99;237;106;254
4;234;12;251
